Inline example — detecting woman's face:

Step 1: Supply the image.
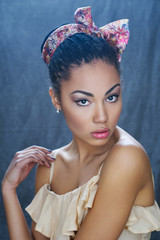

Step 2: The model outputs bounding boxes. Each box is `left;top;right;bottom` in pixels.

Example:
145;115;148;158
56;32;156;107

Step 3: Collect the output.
56;60;122;147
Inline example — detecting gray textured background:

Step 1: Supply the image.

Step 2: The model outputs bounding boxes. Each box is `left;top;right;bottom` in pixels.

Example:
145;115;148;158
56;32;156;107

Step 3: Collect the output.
0;0;160;239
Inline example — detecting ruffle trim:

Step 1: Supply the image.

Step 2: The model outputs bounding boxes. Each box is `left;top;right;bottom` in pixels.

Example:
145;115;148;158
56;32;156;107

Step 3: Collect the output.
26;176;160;238
126;201;160;233
26;175;99;238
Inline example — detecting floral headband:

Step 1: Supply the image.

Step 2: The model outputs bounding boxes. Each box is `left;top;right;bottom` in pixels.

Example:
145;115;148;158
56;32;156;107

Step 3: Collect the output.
42;6;129;65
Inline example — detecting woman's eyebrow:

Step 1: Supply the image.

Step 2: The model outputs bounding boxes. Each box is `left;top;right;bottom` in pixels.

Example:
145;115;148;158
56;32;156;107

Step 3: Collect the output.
70;90;94;97
105;83;120;96
70;84;120;97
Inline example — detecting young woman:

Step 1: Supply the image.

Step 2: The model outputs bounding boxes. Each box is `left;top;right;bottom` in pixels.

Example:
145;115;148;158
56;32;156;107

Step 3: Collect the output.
2;6;160;240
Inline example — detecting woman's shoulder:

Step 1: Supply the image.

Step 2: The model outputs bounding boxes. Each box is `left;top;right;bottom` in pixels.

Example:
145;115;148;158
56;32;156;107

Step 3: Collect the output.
115;126;145;148
35;145;69;193
50;144;72;160
100;127;154;206
103;126;151;182
113;126;148;157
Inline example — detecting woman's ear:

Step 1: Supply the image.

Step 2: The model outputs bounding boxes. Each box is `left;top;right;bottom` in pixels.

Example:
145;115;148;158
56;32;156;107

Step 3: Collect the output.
49;88;61;111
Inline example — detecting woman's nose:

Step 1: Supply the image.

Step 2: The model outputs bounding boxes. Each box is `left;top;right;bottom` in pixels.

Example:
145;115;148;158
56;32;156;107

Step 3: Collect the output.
93;103;107;124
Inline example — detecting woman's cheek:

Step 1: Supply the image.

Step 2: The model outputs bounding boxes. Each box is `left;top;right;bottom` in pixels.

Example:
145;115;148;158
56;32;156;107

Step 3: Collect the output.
63;109;89;131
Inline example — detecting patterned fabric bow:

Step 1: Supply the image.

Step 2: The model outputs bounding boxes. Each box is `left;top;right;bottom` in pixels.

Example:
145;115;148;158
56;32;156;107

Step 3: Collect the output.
42;6;129;65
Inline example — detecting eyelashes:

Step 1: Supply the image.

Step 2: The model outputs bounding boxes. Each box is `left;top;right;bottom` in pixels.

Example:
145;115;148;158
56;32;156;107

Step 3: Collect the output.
74;94;120;107
75;99;89;106
107;94;119;103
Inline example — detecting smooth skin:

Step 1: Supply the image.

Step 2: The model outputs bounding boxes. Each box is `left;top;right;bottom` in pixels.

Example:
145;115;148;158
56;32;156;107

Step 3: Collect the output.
2;60;155;240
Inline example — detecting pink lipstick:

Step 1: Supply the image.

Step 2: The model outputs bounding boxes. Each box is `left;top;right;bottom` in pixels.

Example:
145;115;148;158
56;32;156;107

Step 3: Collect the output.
91;128;110;139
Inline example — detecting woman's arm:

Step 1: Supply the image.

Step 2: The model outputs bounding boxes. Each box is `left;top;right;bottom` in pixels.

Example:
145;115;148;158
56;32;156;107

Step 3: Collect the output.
2;146;54;240
30;163;53;239
2;187;34;240
75;145;153;240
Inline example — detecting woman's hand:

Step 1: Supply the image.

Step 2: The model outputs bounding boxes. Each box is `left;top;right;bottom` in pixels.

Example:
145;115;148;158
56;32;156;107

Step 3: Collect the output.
2;146;55;191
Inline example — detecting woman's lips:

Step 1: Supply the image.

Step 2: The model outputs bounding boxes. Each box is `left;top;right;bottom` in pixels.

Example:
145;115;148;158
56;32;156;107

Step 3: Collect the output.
91;128;110;139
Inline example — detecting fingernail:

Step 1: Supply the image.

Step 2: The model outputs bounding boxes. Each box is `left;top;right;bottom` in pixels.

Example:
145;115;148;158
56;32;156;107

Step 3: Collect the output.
47;153;55;160
47;149;52;152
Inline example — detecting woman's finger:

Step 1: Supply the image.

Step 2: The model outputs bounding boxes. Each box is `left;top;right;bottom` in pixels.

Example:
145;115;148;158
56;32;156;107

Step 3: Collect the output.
25;145;52;154
17;149;54;166
16;154;52;168
17;147;55;163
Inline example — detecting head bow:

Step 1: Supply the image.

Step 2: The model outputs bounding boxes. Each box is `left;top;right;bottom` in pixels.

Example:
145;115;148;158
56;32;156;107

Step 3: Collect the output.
42;6;129;65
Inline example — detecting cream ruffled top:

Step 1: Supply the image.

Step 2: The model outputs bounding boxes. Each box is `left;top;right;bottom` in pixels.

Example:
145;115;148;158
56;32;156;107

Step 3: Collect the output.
26;160;160;240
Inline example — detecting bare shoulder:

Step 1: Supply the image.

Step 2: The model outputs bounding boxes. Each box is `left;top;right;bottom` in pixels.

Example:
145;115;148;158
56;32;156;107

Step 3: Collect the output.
109;141;150;171
101;127;152;192
35;146;70;193
111;127;150;168
35;164;50;193
35;148;58;193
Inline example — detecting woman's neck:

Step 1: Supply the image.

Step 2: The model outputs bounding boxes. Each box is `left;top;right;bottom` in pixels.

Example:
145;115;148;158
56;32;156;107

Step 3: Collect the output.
67;129;118;166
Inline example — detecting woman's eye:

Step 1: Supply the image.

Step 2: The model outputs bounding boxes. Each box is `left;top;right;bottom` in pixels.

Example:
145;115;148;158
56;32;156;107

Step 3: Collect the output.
107;95;119;103
75;99;89;106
